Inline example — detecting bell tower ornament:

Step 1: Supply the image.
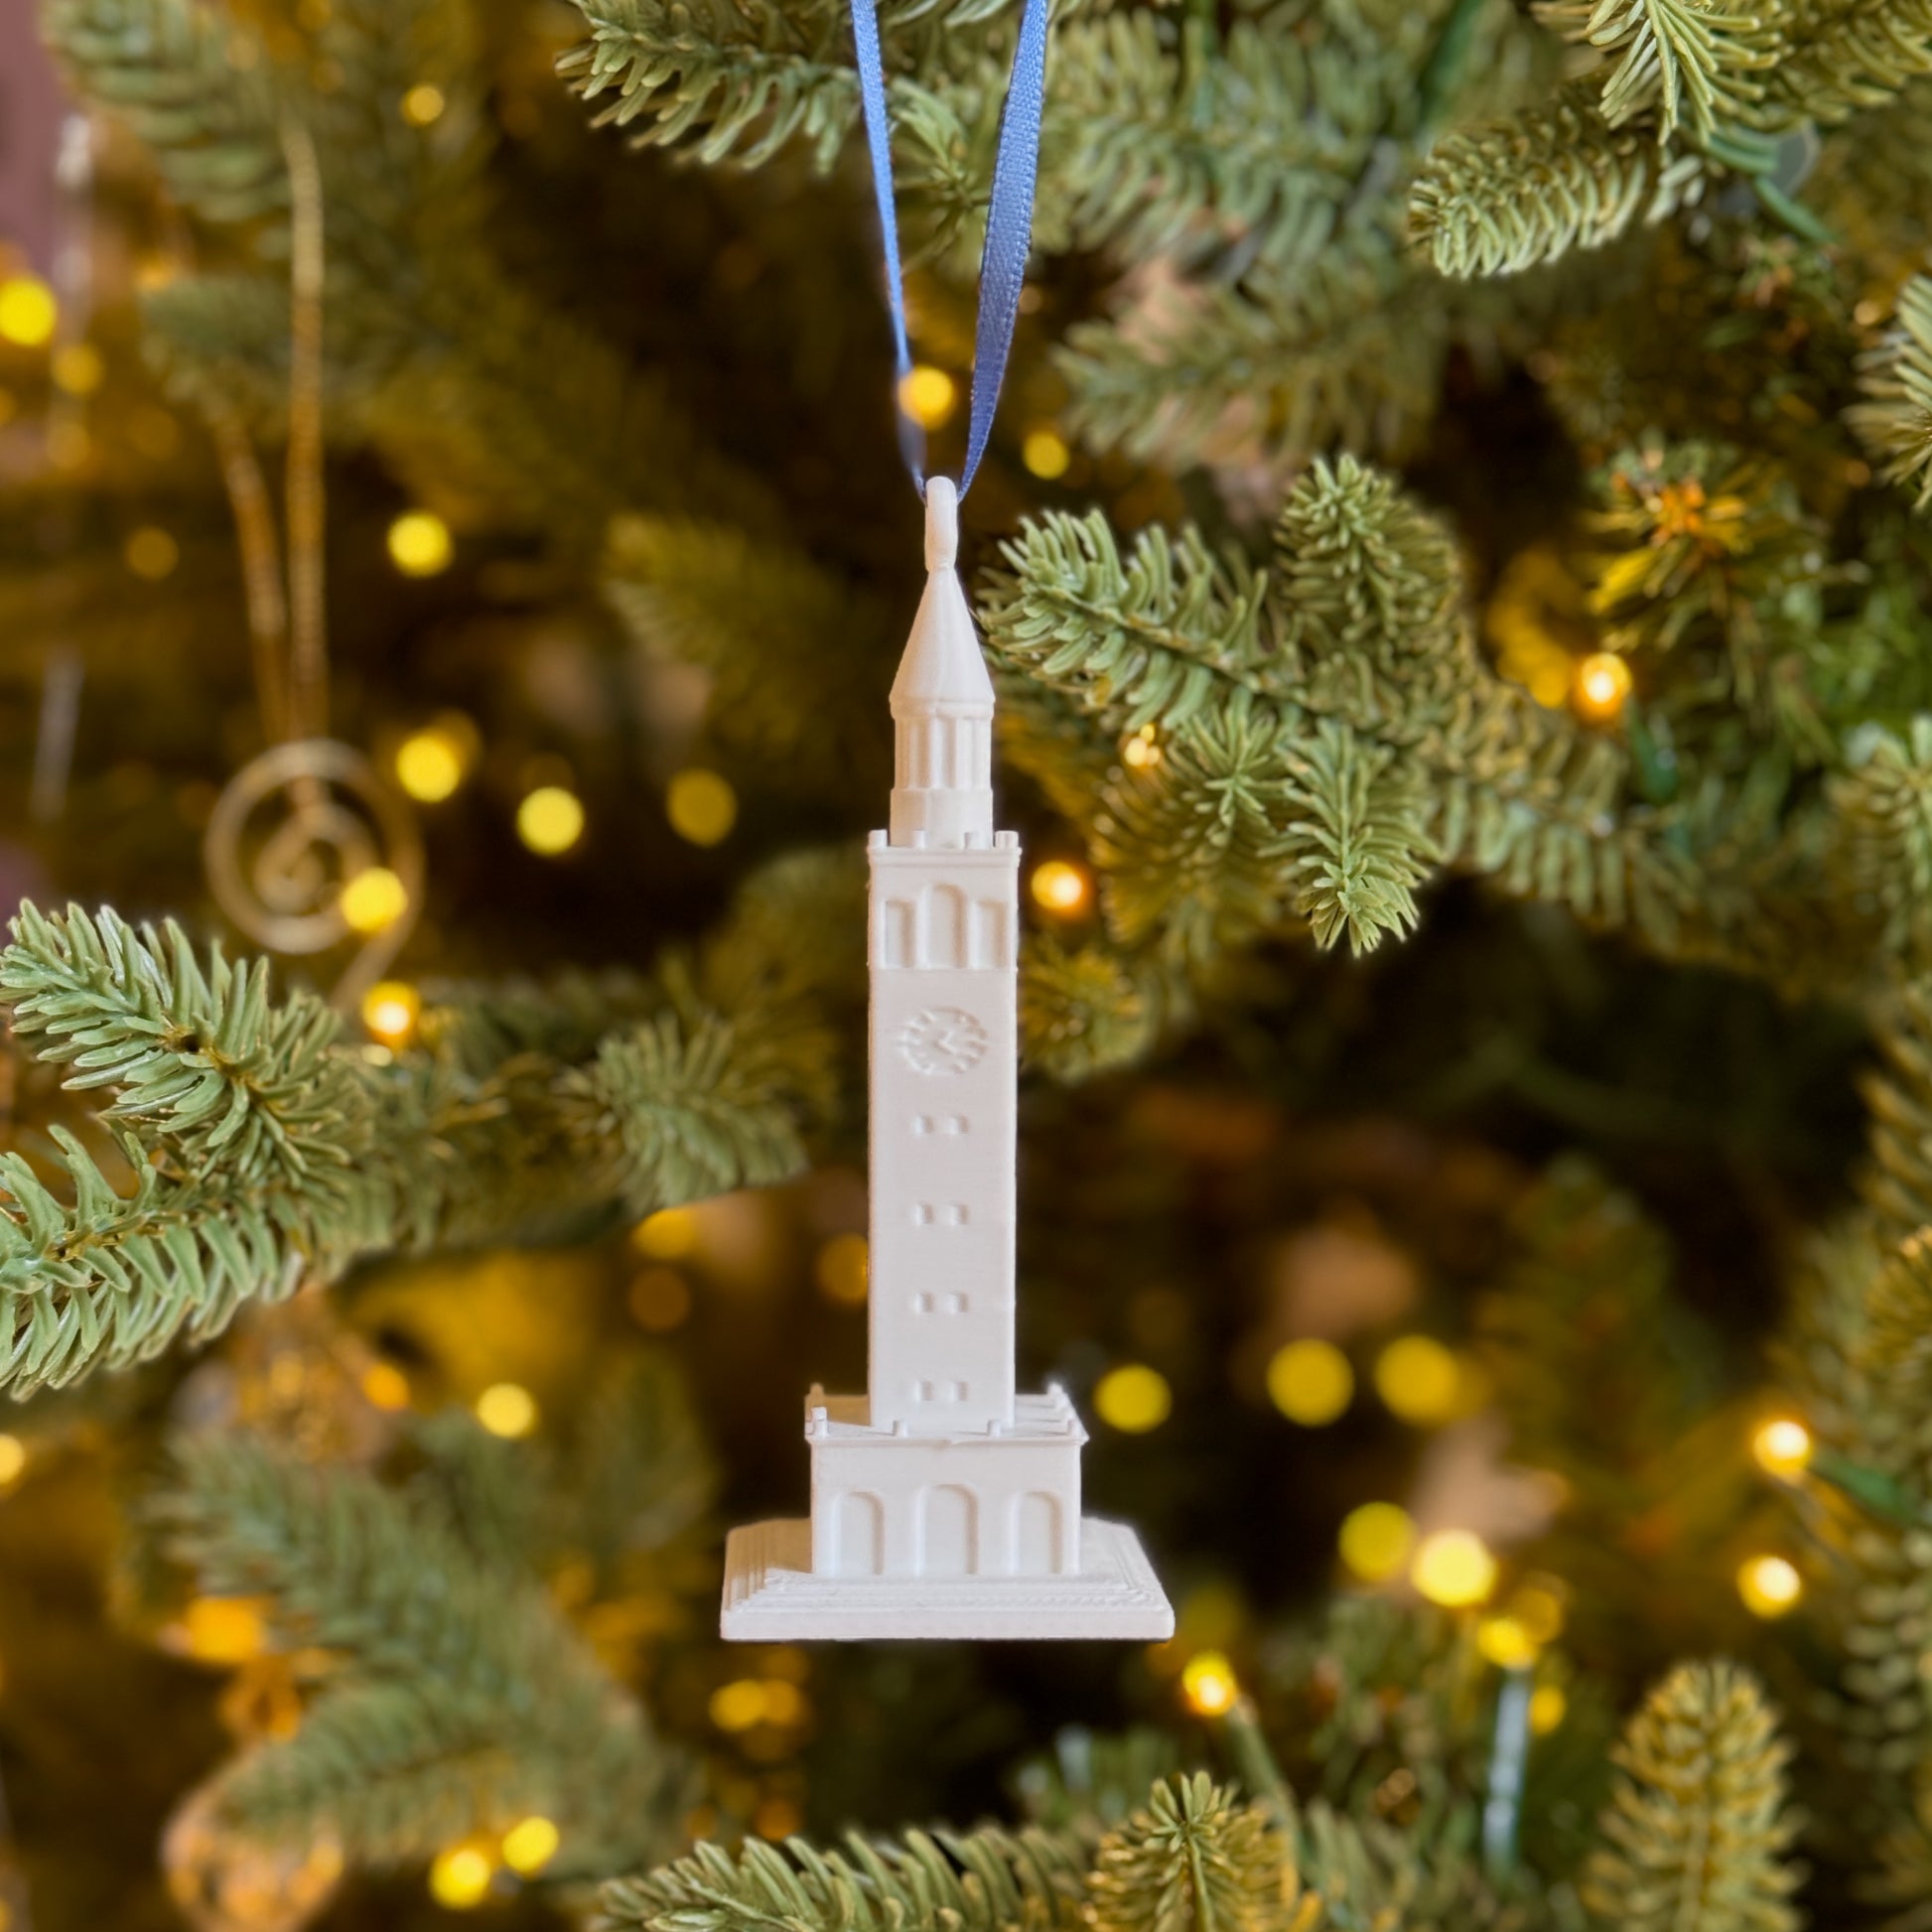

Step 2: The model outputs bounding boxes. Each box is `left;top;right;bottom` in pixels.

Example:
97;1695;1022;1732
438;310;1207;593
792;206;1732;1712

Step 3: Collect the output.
720;481;1173;1640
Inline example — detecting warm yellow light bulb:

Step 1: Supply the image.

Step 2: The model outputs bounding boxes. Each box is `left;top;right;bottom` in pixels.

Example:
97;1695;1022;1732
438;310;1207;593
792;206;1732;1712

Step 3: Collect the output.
666;768;738;847
634;1206;699;1260
1266;1339;1354;1427
1121;726;1162;769
360;979;421;1046
182;1595;267;1664
429;1845;494;1909
1338;1501;1415;1583
709;1679;768;1731
386;508;454;576
360;1361;412;1411
395;729;465;803
1476;1615;1538;1671
1094;1363;1173;1434
1752;1417;1813;1481
123;526;180;581
517;785;585;855
1030;859;1091;915
1022;428;1070;480
0;276;58;347
815;1233;870;1307
1180;1649;1239;1716
1737;1554;1802;1618
52;342;103;394
0;1434;27;1487
340;866;409;933
898;365;957;429
1412;1530;1498;1608
475;1383;539;1439
500;1816;560;1875
1372;1334;1462;1427
401;82;447;126
1574;651;1632;721
1529;1684;1568;1735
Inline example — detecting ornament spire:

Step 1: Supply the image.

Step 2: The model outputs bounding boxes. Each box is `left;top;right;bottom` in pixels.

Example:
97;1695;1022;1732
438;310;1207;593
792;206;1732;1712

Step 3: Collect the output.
890;479;995;848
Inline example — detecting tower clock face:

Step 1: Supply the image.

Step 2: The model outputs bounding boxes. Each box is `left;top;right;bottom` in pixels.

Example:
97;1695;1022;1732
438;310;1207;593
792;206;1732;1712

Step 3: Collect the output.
898;1007;988;1075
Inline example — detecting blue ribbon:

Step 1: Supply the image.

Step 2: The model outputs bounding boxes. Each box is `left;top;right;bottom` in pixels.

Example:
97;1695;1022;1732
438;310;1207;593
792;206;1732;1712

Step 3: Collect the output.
850;0;1050;501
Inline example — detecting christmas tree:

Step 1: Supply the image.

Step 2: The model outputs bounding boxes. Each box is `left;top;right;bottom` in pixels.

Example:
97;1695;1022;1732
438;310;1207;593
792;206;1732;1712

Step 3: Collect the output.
5;0;1932;1924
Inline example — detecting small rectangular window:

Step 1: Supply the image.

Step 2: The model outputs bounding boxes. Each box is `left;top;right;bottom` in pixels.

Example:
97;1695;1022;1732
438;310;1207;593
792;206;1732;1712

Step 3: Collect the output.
942;1293;967;1314
944;1115;968;1135
913;1115;935;1136
948;1380;968;1402
913;1292;935;1313
914;1202;936;1225
915;1379;935;1402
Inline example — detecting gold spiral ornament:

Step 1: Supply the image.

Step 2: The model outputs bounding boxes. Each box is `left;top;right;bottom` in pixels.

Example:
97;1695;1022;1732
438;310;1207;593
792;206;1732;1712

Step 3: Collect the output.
203;738;424;1008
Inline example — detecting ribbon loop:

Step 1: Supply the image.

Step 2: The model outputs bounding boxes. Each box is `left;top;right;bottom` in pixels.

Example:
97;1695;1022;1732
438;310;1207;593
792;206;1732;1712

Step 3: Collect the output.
850;0;1050;502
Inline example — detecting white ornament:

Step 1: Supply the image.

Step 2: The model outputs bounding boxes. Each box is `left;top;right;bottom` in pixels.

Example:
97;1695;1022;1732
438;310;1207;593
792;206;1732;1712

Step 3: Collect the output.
722;479;1173;1641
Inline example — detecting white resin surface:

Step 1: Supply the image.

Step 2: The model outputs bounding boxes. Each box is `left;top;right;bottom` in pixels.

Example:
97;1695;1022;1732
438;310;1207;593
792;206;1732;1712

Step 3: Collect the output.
722;478;1173;1642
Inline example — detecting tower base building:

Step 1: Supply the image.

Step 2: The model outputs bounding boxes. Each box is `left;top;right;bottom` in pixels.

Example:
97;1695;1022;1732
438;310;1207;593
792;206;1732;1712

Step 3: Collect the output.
722;482;1172;1642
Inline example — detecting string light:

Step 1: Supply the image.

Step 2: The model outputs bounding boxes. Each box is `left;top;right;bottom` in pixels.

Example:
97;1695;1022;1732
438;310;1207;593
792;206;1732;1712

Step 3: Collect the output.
395;728;466;802
360;1361;411;1411
1372;1335;1462;1427
1266;1338;1354;1426
1030;859;1091;915
517;785;585;855
1121;725;1162;769
1022;429;1070;480
634;1207;699;1260
401;82;447;125
1752;1417;1813;1480
386;508;454;576
1338;1501;1415;1583
710;1679;768;1731
1476;1615;1538;1670
52;342;103;394
1094;1363;1172;1433
360;979;420;1046
123;526;180;581
1411;1530;1497;1608
0;275;58;347
815;1233;870;1307
1737;1554;1802;1618
1180;1650;1238;1716
898;366;957;429
429;1845;494;1909
1529;1685;1568;1734
181;1595;266;1663
628;1267;692;1331
500;1817;560;1876
341;865;409;933
667;767;738;846
475;1383;539;1439
0;1434;26;1488
1574;651;1632;721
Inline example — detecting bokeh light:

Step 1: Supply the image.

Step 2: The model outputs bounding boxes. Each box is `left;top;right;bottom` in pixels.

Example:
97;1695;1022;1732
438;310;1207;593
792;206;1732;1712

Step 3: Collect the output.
1180;1650;1238;1716
340;866;408;933
475;1383;539;1439
815;1233;869;1307
1412;1530;1497;1607
1337;1502;1414;1583
1030;859;1091;915
0;276;58;347
635;1207;699;1260
667;768;738;847
898;365;957;429
1266;1339;1354;1426
429;1845;493;1909
1737;1554;1802;1618
386;509;454;576
395;729;466;803
1752;1417;1813;1480
1094;1363;1172;1433
500;1817;559;1875
1373;1334;1462;1426
360;980;420;1047
517;785;585;855
1574;651;1632;721
123;526;180;581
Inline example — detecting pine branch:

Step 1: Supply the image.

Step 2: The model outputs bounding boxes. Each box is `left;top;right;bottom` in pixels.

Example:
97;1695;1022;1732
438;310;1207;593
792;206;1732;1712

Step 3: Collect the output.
1019;940;1165;1083
1582;1661;1802;1932
602;514;895;791
1851;276;1932;512
980;463;1692;961
1;903;365;1192
598;1821;1090;1932
1409;86;1708;277
1535;0;1779;138
1059;255;1454;473
161;1433;688;1873
1086;1774;1287;1932
1763;0;1932;127
40;0;285;225
1830;721;1932;961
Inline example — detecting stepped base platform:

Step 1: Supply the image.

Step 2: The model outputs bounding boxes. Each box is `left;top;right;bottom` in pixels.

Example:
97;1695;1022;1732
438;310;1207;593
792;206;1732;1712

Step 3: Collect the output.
721;1516;1173;1641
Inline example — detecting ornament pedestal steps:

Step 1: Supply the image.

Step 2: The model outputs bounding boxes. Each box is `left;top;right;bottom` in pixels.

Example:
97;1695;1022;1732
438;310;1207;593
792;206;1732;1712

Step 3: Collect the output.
721;479;1172;1643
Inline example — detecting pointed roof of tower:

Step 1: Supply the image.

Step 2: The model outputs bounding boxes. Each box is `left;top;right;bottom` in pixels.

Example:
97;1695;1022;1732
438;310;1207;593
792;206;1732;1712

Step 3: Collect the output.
891;477;995;714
